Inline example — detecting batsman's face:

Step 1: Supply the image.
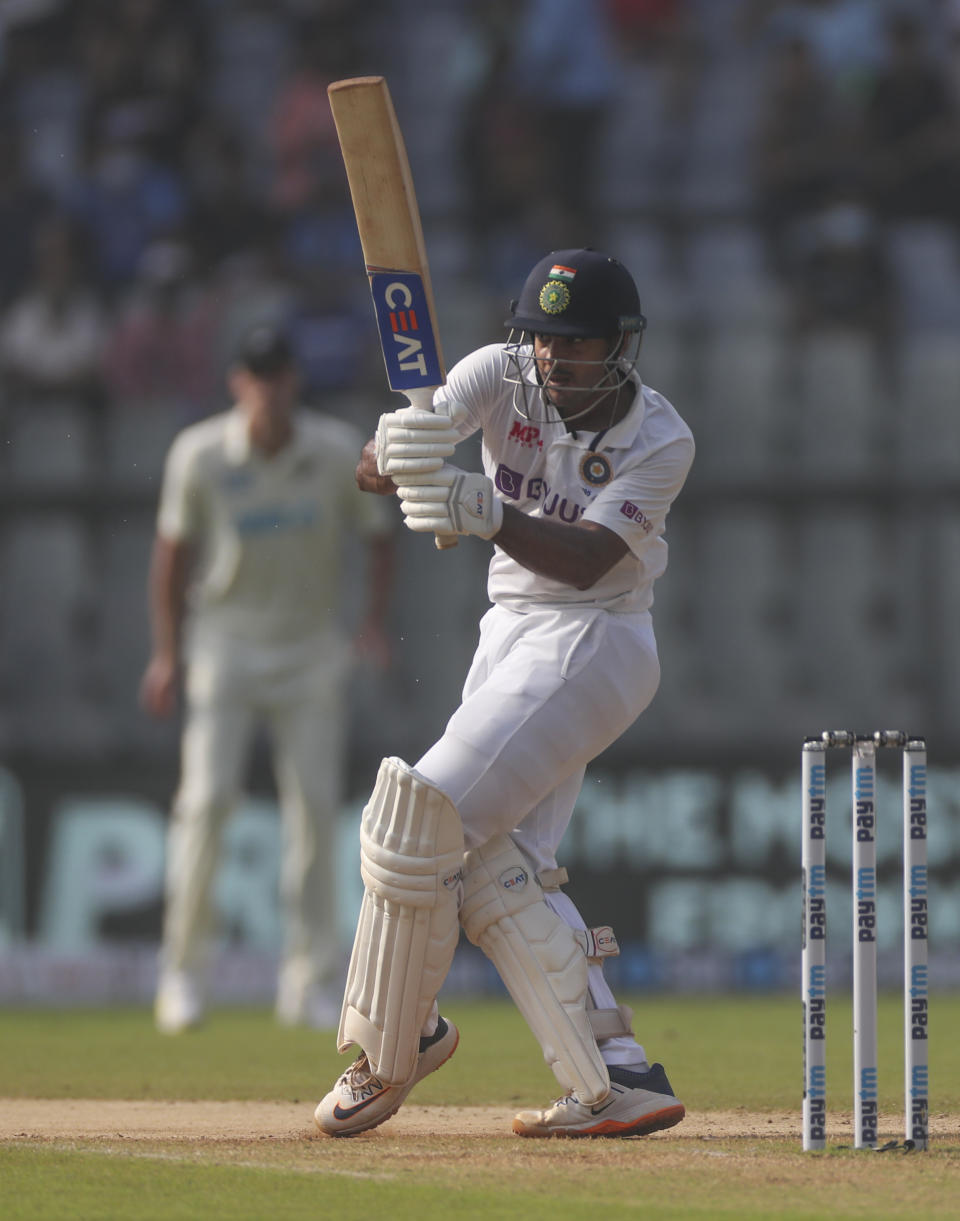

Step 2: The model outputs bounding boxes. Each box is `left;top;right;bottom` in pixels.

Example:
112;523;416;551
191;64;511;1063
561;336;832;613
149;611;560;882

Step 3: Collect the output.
533;333;615;416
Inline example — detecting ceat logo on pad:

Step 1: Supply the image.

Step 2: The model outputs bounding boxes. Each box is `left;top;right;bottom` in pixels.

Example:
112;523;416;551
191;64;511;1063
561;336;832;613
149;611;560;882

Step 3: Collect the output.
499;867;528;891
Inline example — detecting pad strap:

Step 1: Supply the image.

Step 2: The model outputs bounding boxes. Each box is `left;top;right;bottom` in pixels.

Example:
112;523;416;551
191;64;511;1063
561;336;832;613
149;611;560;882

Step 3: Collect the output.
536;867;570;891
588;1004;635;1041
574;925;620;961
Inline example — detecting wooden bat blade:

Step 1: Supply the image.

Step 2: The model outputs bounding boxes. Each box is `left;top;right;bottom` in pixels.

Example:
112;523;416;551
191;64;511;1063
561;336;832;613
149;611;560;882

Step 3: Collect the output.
328;75;445;395
327;76;430;273
328;74;456;549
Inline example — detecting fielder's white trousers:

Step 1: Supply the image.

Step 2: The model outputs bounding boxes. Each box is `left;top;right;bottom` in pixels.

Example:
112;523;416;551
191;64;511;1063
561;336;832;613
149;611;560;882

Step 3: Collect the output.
416;602;660;1066
160;629;348;1005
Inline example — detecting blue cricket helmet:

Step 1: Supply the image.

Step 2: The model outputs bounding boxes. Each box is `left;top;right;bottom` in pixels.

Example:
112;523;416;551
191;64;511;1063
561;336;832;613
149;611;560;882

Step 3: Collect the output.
506;248;645;339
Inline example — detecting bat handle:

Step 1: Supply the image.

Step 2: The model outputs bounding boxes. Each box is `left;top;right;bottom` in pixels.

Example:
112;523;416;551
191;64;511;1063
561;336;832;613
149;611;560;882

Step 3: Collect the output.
405;388;458;550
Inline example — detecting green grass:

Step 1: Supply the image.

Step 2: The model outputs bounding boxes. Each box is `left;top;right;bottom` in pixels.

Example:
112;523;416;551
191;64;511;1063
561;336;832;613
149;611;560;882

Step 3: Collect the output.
3;1139;956;1221
0;993;955;1115
3;1130;959;1221
1;994;958;1220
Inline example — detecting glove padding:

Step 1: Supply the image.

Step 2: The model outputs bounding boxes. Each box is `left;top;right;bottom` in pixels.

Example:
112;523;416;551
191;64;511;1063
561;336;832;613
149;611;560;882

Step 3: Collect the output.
397;465;503;540
375;401;467;477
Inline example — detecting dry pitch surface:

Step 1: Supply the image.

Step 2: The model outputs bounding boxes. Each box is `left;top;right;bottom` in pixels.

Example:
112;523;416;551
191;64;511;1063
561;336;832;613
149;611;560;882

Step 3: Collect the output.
6;1099;959;1221
4;1100;959;1144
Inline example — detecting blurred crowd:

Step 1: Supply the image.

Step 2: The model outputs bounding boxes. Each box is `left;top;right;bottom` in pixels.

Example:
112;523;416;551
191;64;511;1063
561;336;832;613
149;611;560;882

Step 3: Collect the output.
0;0;955;434
0;0;393;434
3;0;960;758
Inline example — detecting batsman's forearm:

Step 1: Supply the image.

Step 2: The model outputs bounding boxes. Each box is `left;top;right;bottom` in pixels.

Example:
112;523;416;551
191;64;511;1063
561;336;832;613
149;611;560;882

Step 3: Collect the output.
492;505;627;591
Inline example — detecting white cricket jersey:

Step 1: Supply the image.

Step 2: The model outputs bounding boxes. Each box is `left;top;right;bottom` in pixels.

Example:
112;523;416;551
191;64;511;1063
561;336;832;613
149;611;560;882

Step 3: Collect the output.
435;343;694;613
157;407;389;645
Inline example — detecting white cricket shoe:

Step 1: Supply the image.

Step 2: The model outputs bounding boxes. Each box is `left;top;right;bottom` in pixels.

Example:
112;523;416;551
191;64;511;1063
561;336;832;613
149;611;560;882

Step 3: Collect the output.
154;970;204;1034
314;1016;459;1136
512;1062;685;1138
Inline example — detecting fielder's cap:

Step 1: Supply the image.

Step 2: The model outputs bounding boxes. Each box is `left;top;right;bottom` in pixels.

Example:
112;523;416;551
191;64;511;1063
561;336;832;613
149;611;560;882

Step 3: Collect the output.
506;248;645;338
234;324;295;376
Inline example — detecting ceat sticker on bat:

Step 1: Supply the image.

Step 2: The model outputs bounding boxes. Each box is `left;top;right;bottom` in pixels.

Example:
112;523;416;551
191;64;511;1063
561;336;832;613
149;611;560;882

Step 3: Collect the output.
368;270;443;392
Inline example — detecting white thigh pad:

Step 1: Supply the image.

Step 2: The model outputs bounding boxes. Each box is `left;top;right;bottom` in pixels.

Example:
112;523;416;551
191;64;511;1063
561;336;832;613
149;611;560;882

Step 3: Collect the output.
459;835;609;1104
339;757;464;1084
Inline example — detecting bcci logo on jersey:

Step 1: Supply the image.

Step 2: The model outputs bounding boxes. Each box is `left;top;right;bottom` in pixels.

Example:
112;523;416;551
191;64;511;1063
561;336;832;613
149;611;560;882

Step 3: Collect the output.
368;271;443;391
579;452;612;487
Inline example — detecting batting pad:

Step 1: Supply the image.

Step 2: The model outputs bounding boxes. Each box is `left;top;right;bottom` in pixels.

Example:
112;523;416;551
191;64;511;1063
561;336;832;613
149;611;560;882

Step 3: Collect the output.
338;757;464;1085
460;835;610;1104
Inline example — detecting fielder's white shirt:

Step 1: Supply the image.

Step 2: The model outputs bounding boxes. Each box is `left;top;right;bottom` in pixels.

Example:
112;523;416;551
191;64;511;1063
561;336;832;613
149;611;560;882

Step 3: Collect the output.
435;343;694;613
157;407;389;646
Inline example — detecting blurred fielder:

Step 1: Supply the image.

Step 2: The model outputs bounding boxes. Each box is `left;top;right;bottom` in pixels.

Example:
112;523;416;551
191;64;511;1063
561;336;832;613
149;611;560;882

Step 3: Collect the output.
316;249;694;1138
141;324;393;1033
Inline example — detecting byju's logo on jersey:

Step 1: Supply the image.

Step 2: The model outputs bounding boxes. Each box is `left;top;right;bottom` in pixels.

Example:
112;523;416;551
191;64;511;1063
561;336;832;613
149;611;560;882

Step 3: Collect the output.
494;463;524;500
620;500;653;533
368;270;442;391
494;465;585;521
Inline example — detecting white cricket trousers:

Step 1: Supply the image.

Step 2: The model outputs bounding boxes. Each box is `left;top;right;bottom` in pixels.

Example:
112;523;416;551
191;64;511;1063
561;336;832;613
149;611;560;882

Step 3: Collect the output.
416;602;661;1066
160;630;348;1001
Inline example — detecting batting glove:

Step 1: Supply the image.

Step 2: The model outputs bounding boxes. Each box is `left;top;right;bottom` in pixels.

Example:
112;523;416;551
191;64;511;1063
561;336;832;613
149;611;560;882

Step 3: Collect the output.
375;401;467;477
397;465;503;540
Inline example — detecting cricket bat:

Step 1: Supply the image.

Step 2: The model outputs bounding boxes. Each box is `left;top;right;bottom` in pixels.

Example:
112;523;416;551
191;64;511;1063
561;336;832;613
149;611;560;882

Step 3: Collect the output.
328;74;456;549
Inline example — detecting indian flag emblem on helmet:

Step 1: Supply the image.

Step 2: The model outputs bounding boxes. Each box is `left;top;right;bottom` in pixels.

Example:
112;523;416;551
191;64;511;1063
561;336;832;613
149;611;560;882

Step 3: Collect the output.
549;264;577;282
540;279;570;314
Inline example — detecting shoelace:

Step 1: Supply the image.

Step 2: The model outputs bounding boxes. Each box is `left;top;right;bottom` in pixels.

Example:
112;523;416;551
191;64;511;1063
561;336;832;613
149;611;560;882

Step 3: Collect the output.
342;1055;382;1095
